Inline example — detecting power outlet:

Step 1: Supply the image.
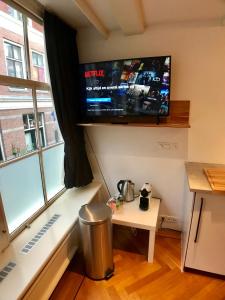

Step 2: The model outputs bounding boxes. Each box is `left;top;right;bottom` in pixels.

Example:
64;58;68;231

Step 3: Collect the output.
157;142;178;151
160;215;177;223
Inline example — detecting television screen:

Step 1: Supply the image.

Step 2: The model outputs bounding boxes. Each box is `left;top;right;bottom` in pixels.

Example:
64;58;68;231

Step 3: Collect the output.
79;56;171;123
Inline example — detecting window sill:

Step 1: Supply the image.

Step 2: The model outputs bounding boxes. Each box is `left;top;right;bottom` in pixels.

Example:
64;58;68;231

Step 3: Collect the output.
0;181;102;300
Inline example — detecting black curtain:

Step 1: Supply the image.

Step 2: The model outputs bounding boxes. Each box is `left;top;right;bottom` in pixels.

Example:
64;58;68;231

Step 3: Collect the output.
44;10;93;188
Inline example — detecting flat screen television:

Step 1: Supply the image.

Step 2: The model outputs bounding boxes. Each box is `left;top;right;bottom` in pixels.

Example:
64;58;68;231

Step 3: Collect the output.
79;55;171;123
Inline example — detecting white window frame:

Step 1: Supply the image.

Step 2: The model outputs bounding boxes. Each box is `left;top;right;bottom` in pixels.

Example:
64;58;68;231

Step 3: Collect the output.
0;1;65;240
0;132;5;161
0;78;64;239
39;112;47;147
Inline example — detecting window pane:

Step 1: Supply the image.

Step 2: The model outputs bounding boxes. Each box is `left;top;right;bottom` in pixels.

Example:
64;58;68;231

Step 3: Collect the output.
38;54;44;66
0;154;45;233
43;144;64;200
15;61;24;78
37;90;63;147
0;1;25;78
32;52;37;65
28;18;48;82
13;45;22;60
6;59;16;77
5;43;13;58
0;86;37;162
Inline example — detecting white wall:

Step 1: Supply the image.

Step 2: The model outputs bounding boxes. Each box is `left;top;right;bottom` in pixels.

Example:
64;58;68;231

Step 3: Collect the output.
77;23;225;228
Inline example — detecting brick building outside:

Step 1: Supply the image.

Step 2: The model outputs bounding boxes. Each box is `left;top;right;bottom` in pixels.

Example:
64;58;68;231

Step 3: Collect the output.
0;1;61;162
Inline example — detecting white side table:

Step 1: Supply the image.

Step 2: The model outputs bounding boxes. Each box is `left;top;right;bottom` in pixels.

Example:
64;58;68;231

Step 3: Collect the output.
112;197;160;262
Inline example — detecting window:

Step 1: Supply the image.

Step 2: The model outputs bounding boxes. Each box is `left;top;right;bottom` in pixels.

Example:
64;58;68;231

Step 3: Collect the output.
0;1;64;237
23;112;46;150
7;6;22;21
32;51;45;82
4;41;25;78
32;51;44;67
36;90;63;147
28;18;48;83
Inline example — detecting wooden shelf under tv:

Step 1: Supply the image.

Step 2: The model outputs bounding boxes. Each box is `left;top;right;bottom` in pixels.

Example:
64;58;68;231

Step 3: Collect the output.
78;100;190;128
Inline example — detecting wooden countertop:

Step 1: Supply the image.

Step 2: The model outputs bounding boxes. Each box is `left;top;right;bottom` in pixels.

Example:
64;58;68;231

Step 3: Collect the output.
185;162;225;194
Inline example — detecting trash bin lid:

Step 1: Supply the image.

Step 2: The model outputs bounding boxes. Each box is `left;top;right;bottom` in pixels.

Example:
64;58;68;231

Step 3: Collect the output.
79;202;112;225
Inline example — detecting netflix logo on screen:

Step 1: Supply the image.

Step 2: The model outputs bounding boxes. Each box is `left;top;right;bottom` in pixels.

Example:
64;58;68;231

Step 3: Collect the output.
85;70;105;78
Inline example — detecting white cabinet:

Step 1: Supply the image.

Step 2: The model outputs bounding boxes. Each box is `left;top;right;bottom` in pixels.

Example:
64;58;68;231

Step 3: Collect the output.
184;192;225;275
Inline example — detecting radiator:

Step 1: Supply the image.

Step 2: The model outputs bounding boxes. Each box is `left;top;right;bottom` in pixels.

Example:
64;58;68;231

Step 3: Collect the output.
22;223;80;300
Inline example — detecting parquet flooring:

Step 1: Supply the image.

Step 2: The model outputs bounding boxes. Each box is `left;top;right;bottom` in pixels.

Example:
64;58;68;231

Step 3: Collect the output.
50;226;225;300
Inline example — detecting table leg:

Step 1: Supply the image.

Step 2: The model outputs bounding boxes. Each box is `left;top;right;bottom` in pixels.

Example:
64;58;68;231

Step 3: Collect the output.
148;230;156;263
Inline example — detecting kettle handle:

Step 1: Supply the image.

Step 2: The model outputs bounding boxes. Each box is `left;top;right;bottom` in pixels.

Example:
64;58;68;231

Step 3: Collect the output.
117;180;125;195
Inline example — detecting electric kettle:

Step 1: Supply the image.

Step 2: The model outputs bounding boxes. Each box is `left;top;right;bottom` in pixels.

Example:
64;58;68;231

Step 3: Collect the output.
117;180;135;202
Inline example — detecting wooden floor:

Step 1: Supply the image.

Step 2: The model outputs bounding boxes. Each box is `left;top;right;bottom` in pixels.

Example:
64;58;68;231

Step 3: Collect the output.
50;226;225;300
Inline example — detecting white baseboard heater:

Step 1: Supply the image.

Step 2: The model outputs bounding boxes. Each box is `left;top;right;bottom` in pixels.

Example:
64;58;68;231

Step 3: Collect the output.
23;223;80;300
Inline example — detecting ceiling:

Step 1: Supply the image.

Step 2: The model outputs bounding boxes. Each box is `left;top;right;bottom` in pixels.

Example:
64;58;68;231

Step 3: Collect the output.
37;0;225;38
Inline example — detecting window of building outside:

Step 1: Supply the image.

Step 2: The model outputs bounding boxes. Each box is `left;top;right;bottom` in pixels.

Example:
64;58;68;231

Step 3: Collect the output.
7;6;22;21
0;0;64;237
4;41;24;78
23;112;46;151
32;51;45;82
